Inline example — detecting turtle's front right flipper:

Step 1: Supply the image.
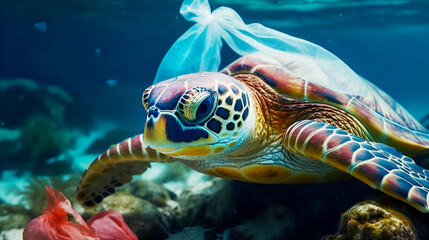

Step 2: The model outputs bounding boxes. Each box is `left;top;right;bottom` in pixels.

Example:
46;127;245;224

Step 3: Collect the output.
76;134;175;207
284;120;429;213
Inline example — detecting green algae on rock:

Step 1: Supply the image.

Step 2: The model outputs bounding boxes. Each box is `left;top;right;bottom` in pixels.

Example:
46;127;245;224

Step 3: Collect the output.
323;201;417;240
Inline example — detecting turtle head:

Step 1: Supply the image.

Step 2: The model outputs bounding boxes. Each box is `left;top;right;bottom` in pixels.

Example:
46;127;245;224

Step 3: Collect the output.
142;72;254;160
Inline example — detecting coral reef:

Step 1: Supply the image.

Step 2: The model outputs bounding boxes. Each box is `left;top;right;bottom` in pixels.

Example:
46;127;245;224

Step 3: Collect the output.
78;176;292;239
17;176;80;217
19;114;69;170
0;78;97;215
0;204;31;231
0;128;21;170
0;114;74;172
4;173;429;239
0;78;95;173
80;177;236;239
102;177;429;239
0;79;72;128
323;201;417;240
3;161;428;239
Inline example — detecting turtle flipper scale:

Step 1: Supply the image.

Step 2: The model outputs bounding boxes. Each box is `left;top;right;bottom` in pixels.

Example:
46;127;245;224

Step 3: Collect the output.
284;120;429;213
76;134;175;207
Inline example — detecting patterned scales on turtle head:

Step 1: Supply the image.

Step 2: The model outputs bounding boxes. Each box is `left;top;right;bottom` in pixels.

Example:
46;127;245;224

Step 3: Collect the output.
76;55;429;213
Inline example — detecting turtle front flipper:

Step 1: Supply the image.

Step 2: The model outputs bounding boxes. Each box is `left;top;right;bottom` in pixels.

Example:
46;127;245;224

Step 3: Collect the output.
284;120;429;213
76;134;175;207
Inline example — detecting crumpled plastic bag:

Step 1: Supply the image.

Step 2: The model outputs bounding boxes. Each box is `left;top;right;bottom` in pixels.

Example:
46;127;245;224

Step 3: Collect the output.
23;186;98;240
154;0;368;97
23;186;137;240
154;0;429;134
87;210;138;240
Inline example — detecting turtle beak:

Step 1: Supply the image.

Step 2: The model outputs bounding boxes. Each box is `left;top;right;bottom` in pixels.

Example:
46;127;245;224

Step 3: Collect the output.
143;109;217;154
143;111;170;150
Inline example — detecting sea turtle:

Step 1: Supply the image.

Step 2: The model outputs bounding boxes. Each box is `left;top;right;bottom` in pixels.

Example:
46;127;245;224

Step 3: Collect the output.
76;53;429;212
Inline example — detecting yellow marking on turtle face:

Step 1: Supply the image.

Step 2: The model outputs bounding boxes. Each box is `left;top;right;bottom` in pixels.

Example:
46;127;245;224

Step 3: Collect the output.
144;116;168;144
213;145;226;154
241;165;293;183
168;145;212;157
214;166;248;181
144;115;217;150
283;171;320;184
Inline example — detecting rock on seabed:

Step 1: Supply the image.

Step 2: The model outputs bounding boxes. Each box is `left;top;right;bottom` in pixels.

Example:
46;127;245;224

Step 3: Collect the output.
323;201;417;240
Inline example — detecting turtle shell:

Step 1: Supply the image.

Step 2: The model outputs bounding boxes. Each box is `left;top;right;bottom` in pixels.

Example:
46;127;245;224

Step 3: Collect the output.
222;53;429;156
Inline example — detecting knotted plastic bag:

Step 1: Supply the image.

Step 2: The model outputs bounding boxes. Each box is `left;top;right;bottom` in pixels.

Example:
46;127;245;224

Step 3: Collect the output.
23;186;137;240
154;0;368;97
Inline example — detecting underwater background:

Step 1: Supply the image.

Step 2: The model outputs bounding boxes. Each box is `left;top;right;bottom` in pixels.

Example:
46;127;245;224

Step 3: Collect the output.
1;0;429;239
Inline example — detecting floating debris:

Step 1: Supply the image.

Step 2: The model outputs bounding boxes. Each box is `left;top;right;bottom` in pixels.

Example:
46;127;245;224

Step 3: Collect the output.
106;79;118;87
95;48;102;55
34;22;47;33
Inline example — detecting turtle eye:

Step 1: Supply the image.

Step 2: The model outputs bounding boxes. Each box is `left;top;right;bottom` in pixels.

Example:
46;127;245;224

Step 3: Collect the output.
178;87;217;124
142;85;154;111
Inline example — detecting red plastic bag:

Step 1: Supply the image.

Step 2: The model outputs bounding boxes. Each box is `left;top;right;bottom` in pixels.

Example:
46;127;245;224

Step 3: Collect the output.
87;210;138;240
23;186;137;240
23;185;98;240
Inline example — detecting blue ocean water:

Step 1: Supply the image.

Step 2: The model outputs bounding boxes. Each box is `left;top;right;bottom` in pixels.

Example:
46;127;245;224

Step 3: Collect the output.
1;0;429;239
1;0;428;128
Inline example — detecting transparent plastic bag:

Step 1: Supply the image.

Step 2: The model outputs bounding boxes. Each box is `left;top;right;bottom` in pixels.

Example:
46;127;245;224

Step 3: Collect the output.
154;0;368;96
